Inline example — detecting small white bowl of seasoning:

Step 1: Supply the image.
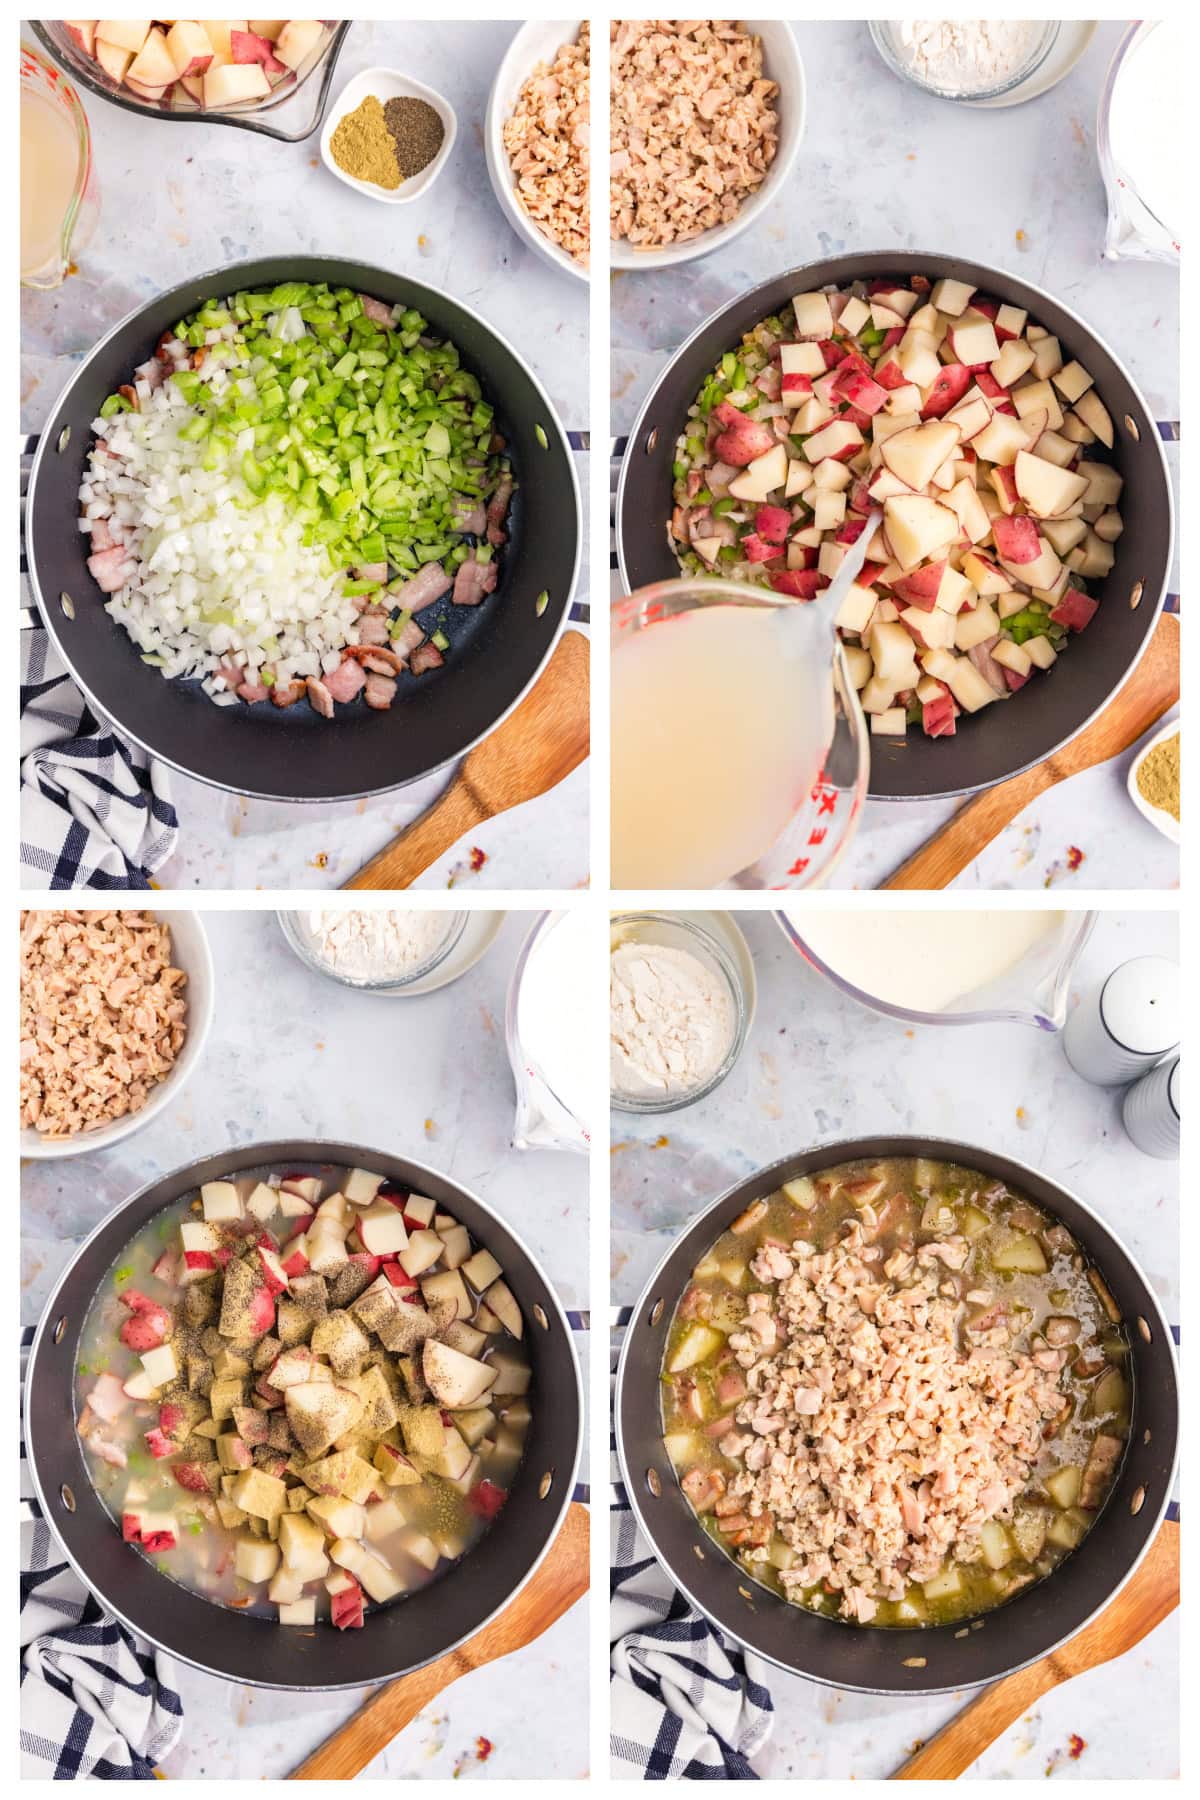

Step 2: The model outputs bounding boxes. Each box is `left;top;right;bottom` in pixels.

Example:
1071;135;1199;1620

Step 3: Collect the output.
321;66;457;204
277;909;502;995
610;913;752;1115
1127;719;1180;845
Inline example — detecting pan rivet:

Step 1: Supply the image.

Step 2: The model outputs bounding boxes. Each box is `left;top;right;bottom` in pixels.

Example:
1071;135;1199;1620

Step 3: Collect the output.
1130;1485;1146;1516
1136;1315;1152;1343
737;1585;753;1604
535;423;549;451
954;1628;968;1640
53;1315;68;1344
1129;580;1144;610
537;1468;555;1500
60;1484;76;1512
902;1656;927;1669
533;1303;549;1331
1143;1428;1152;1445
644;428;658;455
692;1543;705;1562
649;1298;664;1328
61;593;76;621
971;1620;984;1631
646;1467;661;1498
1125;414;1140;442
57;425;71;453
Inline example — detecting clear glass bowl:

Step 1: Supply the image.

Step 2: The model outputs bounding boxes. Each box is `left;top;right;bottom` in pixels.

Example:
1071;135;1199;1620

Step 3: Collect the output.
868;20;1061;102
276;910;469;993
610;913;750;1114
20;42;99;288
611;578;870;891
776;907;1097;1032
30;21;351;143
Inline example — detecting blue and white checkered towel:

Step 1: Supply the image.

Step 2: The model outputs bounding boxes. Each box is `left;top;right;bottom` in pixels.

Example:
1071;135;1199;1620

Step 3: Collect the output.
610;1339;774;1780
21;628;178;891
20;1333;184;1779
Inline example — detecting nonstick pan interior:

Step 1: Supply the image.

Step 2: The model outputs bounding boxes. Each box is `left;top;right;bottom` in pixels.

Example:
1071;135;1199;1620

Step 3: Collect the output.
27;257;580;803
616;1136;1177;1695
26;1141;582;1691
616;251;1173;802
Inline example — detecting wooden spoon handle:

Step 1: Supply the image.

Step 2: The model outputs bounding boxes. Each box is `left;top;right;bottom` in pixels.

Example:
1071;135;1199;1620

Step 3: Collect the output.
893;1663;1058;1780
289;1647;480;1780
882;773;1046;891
344;776;486;890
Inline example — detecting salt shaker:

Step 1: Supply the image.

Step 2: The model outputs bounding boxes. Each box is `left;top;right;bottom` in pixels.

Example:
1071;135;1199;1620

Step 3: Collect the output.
1122;1057;1180;1160
1062;956;1180;1086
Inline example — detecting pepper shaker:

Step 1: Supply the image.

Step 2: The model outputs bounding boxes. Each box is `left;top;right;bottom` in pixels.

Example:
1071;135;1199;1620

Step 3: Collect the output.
1062;956;1180;1086
1123;1056;1180;1160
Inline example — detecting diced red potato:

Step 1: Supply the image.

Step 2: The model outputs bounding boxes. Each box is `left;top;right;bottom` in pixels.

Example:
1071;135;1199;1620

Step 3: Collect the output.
670;275;1122;743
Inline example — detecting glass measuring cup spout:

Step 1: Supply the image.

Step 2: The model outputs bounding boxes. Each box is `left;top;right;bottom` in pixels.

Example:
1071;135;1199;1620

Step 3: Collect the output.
611;577;871;890
776;909;1098;1032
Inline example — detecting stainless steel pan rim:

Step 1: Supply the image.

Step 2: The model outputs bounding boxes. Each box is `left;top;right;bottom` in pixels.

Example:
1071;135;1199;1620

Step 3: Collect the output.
26;255;581;805
615;249;1174;805
615;1132;1177;1697
26;1137;583;1693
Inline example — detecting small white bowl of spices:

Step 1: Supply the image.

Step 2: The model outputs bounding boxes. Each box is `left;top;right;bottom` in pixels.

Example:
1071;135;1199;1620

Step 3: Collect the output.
321;66;457;204
1128;720;1181;846
610;913;753;1115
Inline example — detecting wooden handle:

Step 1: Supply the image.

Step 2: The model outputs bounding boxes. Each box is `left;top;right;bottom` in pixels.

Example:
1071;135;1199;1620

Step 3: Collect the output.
343;776;487;890
882;773;1048;891
290;1503;589;1780
893;1662;1059;1780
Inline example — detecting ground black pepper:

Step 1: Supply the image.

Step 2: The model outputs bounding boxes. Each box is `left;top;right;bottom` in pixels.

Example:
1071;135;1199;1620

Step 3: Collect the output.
383;96;445;179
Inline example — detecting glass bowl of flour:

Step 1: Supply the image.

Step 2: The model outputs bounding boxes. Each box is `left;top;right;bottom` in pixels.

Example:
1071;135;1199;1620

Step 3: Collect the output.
610;914;750;1115
869;20;1061;102
277;909;471;993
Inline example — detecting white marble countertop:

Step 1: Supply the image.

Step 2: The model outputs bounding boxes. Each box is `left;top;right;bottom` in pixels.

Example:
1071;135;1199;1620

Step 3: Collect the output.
611;907;1178;1779
21;19;589;891
611;19;1180;892
21;908;589;1779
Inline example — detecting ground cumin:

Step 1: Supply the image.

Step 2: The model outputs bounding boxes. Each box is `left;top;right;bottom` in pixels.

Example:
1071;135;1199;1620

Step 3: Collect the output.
1136;732;1180;821
330;95;400;190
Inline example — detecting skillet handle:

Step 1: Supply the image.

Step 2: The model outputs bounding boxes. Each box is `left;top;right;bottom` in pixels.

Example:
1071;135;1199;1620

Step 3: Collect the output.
288;1502;589;1780
343;775;487;890
881;773;1050;890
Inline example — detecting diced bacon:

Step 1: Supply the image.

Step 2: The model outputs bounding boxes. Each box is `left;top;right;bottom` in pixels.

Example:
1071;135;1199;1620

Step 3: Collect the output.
88;1372;131;1423
89;517;115;552
364;672;398;710
87;545;133;593
390;561;449;613
353;562;389;583
323;658;367;705
306;677;335;719
453;556;499;607
680;1467;726;1513
454;497;488;535
237;681;271;704
271;680;307;708
359;294;396;328
409;642;445;676
486;474;515;546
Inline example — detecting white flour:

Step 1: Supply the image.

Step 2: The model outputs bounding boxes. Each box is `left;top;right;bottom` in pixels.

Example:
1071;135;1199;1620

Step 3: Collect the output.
610;941;735;1100
897;19;1040;94
303;910;452;981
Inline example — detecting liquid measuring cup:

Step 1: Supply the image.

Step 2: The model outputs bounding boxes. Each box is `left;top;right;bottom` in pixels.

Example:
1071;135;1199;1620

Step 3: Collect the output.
20;44;98;289
611;578;871;890
776;908;1098;1031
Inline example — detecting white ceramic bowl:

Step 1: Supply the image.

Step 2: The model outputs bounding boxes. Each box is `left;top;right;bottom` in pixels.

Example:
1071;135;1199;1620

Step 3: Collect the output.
1127;717;1181;845
20;911;215;1161
484;20;589;284
610;21;806;272
320;65;457;205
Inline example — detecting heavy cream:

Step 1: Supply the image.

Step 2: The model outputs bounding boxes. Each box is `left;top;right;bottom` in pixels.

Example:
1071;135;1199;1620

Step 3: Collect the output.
792;908;1065;1014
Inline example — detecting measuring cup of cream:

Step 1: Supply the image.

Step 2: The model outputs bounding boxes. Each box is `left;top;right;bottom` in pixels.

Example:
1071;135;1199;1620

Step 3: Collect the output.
611;579;870;890
776;907;1097;1031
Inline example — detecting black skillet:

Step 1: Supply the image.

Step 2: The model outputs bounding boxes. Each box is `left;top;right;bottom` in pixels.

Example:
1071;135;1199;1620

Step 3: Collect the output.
615;251;1174;802
25;1140;582;1692
615;1135;1177;1696
26;257;580;803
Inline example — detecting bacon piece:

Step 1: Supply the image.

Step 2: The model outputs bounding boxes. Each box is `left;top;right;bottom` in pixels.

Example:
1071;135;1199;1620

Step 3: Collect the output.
363;672;397;710
271;680;307;708
323;658;367;705
305;677;335;719
409;642;445;676
87;545;133;593
359;295;396;328
485;474;515;546
390;561;449;614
